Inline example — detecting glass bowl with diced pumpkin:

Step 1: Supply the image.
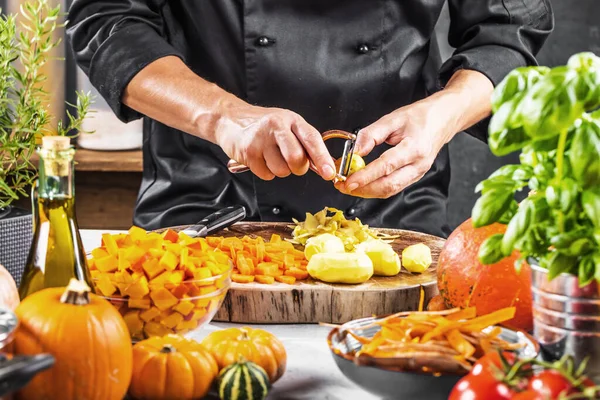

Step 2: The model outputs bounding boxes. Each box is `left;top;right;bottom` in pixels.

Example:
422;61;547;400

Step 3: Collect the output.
88;227;232;342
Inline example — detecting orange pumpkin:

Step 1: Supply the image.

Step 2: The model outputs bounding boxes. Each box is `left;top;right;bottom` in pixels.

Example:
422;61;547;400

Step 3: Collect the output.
201;327;287;383
129;334;218;400
13;279;132;400
437;219;533;332
0;264;19;310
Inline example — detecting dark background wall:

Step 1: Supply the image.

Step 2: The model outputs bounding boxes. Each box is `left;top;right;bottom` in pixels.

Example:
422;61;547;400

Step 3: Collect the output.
438;0;600;230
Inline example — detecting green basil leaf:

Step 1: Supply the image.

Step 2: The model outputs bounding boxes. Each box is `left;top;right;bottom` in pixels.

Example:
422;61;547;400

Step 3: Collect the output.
560;178;579;213
546;184;560;209
528;177;541;191
550;227;589;249
583;189;600;227
514;257;525;274
489;126;530;157
594;253;600;282
475;177;516;194
578;255;596;287
515;225;548;255
531;197;551;223
478;234;505;265
491;67;550;113
569;116;600;189
502;200;533;256
520;68;584;139
533;162;554;182
499;200;519;225
567;52;600;110
547;252;578;280
472;190;514;228
562;238;593;257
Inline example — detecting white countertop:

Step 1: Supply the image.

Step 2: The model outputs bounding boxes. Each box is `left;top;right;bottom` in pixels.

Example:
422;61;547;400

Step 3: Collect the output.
81;230;379;400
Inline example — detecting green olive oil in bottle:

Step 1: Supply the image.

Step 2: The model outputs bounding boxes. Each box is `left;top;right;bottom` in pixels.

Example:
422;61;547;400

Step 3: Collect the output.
18;136;93;299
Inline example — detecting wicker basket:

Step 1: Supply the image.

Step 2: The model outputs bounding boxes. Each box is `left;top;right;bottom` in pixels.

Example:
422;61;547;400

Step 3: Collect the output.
0;207;32;287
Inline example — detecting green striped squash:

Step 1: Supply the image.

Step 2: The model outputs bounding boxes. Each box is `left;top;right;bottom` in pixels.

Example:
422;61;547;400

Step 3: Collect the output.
218;359;271;400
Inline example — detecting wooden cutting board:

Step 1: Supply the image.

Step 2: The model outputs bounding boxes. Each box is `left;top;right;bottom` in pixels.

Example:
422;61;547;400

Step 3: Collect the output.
182;222;445;324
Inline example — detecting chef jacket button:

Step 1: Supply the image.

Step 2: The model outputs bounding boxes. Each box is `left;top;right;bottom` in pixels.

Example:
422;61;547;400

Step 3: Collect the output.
272;206;281;215
256;36;274;47
357;44;370;54
346;208;356;217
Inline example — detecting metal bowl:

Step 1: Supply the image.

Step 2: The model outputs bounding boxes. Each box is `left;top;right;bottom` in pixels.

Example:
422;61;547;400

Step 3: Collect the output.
531;264;600;299
532;286;600;315
327;316;540;400
534;304;600;331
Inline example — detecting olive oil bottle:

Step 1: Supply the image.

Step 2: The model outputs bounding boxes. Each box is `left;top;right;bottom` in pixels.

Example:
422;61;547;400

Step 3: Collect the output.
18;136;93;299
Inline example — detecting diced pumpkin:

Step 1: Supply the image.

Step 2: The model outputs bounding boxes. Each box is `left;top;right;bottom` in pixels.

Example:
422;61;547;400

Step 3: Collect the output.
164;243;183;256
255;275;275;284
232;274;255;283
176;320;199;331
123;276;150;299
160;312;184;329
148;248;166;259
161;228;179;243
166;271;184;286
143;321;171;337
186;283;202;297
95;255;118;273
138;236;163;251
118;249;131;271
96;273;117;296
159;251;179;272
102;233;120;256
91;247;109;259
149;287;179;311
123;311;144;337
275;275;296;284
129;226;148;242
114;269;134;284
193;267;212;281
128;297;151;309
195;299;211;308
170;284;189;299
285;268;309;280
189;308;207;321
270;234;282;243
173;300;195;316
139;307;161;322
198;286;217;296
142;258;164;280
125;246;146;265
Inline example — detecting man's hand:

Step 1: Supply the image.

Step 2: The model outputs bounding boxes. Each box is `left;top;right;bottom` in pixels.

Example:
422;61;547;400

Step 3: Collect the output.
216;104;336;181
336;70;494;198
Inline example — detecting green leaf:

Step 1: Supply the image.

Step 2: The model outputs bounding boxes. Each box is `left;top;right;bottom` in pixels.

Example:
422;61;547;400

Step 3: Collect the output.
547;252;578;280
583;188;600;227
499;200;519;225
515;225;548;255
478;234;505;265
579;255;595;286
569;116;600;189
502;199;533;255
474;176;516;194
491;66;550;113
488;97;531;156
472;189;514;228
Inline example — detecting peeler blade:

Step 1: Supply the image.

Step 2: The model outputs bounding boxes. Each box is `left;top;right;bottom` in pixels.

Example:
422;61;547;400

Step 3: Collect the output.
335;134;357;182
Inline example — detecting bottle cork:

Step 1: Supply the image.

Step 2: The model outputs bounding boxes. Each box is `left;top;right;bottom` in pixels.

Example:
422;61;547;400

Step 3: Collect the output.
41;136;73;176
42;135;71;151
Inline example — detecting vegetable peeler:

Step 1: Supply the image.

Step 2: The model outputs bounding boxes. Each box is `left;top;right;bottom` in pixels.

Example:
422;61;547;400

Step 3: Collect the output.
179;205;247;238
226;130;357;183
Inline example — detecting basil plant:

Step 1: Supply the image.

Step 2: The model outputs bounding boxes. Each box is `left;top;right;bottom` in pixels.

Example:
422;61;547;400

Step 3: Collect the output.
473;52;600;285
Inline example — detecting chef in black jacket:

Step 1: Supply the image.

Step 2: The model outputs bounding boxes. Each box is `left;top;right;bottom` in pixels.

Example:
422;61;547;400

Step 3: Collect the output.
67;0;553;238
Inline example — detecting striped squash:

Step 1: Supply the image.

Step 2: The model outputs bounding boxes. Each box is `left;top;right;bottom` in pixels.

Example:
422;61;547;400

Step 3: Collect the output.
218;358;271;400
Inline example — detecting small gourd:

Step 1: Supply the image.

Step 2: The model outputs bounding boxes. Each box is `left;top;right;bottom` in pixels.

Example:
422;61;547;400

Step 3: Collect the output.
218;357;270;400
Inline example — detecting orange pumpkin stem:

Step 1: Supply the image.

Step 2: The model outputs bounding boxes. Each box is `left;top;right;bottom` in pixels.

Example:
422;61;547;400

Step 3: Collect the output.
60;279;91;305
238;329;250;341
160;344;176;354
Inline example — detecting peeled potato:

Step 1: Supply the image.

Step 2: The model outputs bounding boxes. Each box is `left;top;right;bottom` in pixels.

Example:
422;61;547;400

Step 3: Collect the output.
356;239;401;276
307;252;373;284
304;233;345;261
402;243;432;273
334;154;366;176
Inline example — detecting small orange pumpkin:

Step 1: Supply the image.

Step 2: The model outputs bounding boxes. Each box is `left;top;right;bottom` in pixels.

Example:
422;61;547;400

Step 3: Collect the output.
129;334;218;400
201;327;287;383
14;279;132;400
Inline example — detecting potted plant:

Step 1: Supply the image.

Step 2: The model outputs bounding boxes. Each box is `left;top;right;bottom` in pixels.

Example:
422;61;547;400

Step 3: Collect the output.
0;0;91;284
471;52;600;380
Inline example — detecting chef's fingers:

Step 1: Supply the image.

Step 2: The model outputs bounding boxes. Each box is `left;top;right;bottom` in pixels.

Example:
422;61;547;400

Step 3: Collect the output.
345;164;424;199
291;120;336;180
355;112;408;157
245;150;275;181
339;138;418;193
275;131;310;176
264;144;292;178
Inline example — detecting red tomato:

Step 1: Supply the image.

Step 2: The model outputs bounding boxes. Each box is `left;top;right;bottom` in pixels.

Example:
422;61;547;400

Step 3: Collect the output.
470;352;517;382
511;390;546;400
449;375;514;400
527;370;575;398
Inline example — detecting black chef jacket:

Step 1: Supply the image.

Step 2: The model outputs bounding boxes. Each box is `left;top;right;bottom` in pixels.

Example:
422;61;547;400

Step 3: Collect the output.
67;0;553;238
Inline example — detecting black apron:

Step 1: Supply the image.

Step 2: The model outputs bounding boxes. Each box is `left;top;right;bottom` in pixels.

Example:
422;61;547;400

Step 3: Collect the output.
66;0;553;237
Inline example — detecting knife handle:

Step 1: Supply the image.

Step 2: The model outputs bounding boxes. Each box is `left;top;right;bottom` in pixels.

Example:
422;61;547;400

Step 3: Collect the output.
0;354;55;397
199;205;247;236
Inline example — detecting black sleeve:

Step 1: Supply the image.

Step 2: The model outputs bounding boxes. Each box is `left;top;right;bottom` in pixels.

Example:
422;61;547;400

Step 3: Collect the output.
66;0;185;122
438;0;554;142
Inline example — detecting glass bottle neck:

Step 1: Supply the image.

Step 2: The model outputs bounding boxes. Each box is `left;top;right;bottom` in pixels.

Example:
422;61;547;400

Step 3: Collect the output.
36;146;75;199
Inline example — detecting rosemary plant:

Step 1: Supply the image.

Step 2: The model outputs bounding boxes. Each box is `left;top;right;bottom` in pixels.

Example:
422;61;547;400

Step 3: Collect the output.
0;0;92;209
